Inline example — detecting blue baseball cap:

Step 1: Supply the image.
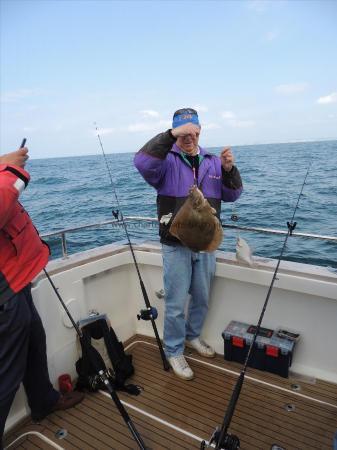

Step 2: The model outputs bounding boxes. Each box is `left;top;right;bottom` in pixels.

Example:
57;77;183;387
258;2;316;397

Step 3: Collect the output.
172;108;200;129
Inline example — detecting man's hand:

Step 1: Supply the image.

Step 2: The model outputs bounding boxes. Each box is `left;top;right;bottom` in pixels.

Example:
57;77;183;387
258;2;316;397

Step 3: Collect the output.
0;148;29;168
171;123;200;139
220;147;234;172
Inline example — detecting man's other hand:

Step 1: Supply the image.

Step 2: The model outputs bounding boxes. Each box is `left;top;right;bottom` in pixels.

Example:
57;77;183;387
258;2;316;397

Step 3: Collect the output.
0;148;29;168
220;147;234;172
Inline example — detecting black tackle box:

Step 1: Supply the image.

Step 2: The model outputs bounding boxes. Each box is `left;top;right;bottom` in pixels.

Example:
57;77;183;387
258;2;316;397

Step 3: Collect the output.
222;321;298;378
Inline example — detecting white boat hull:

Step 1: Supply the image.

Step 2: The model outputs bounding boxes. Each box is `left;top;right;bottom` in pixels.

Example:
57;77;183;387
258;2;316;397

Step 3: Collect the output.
6;242;337;433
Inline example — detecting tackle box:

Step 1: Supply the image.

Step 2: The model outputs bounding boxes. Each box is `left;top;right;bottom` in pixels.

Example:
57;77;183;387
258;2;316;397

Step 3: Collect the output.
222;321;298;378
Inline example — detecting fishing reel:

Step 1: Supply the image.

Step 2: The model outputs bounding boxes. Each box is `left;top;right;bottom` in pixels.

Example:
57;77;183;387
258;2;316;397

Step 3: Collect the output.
86;368;114;392
200;428;240;450
137;307;158;321
112;210;119;220
287;221;297;235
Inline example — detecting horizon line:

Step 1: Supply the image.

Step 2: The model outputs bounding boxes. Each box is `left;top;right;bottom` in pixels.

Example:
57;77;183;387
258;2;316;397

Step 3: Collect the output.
26;137;337;160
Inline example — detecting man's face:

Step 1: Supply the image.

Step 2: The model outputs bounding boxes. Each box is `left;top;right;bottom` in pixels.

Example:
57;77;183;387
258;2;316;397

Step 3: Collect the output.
176;127;201;154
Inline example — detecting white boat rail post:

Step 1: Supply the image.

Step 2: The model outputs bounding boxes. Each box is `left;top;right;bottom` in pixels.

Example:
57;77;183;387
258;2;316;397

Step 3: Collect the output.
61;232;67;258
42;268;147;450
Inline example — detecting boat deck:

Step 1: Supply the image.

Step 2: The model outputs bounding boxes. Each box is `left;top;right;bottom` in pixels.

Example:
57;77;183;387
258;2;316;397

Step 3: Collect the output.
4;335;337;450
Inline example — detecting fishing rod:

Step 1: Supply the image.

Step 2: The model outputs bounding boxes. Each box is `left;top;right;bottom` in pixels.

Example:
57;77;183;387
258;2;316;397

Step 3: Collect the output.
94;123;170;372
20;139;146;449
43;269;147;449
201;160;312;450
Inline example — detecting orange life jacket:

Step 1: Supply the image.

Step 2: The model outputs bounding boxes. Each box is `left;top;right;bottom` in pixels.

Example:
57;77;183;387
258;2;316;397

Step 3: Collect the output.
0;164;49;304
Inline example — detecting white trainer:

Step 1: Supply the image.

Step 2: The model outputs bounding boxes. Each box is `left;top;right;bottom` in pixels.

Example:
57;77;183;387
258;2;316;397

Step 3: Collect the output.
168;355;194;380
186;338;215;358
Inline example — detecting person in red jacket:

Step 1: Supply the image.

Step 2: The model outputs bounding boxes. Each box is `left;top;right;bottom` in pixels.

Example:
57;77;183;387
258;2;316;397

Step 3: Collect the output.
0;146;84;445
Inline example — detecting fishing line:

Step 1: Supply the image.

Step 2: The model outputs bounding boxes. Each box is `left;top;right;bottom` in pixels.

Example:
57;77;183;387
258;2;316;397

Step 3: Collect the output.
18;139;146;449
202;160;312;450
94;123;170;372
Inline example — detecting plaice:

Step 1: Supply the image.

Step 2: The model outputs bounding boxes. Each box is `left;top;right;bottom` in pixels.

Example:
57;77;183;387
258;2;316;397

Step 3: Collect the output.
169;186;223;252
236;236;254;266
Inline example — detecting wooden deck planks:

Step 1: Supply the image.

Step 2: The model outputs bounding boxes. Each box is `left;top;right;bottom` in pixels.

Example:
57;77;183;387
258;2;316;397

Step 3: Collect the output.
135;343;336;420
89;394;197;449
124;337;337;449
4;335;337;450
130;334;337;406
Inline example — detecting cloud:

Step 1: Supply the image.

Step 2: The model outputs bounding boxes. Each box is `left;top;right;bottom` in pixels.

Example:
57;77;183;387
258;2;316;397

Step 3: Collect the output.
247;0;268;13
265;31;279;41
275;83;309;95
126;120;170;133
221;111;236;120
93;119;171;135
1;88;41;103
140;109;160;118
228;119;255;128
127;122;155;132
193;104;208;113
221;111;255;128
94;127;115;136
23;126;38;132
202;123;221;130
317;92;337;104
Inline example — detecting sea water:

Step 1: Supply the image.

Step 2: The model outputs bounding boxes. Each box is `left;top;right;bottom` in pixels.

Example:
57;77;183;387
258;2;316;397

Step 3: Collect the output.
21;140;337;269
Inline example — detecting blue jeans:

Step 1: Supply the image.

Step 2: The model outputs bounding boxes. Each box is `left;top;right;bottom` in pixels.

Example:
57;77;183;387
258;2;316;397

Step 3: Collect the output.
0;285;59;443
162;244;216;358
333;430;337;450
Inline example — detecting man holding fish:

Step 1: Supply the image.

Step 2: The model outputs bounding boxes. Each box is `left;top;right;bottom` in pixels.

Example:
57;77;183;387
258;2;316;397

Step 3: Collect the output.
134;108;242;380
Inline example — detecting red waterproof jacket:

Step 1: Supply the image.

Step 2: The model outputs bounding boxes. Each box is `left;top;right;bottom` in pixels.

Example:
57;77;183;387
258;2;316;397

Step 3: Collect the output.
0;164;49;304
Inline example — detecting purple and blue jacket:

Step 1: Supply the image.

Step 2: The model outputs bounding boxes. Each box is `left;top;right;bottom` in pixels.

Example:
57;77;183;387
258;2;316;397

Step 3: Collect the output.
134;130;243;246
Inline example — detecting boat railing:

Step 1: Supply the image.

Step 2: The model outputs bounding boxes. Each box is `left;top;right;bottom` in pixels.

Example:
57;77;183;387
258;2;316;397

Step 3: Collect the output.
41;216;337;258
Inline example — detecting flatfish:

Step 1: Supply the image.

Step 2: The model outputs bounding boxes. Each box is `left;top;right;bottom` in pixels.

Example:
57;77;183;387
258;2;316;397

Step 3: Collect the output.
236;236;254;266
169;186;223;252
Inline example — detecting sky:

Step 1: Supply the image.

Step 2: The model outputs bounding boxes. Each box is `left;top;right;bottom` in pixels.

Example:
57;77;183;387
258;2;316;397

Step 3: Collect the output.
1;0;337;159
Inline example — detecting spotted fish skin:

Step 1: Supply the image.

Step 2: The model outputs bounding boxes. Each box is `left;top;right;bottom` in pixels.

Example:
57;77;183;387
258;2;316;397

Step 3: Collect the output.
169;186;223;252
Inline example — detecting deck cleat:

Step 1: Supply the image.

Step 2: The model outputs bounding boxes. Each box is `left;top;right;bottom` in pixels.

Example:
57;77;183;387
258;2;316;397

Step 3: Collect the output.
284;403;296;412
55;429;68;439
